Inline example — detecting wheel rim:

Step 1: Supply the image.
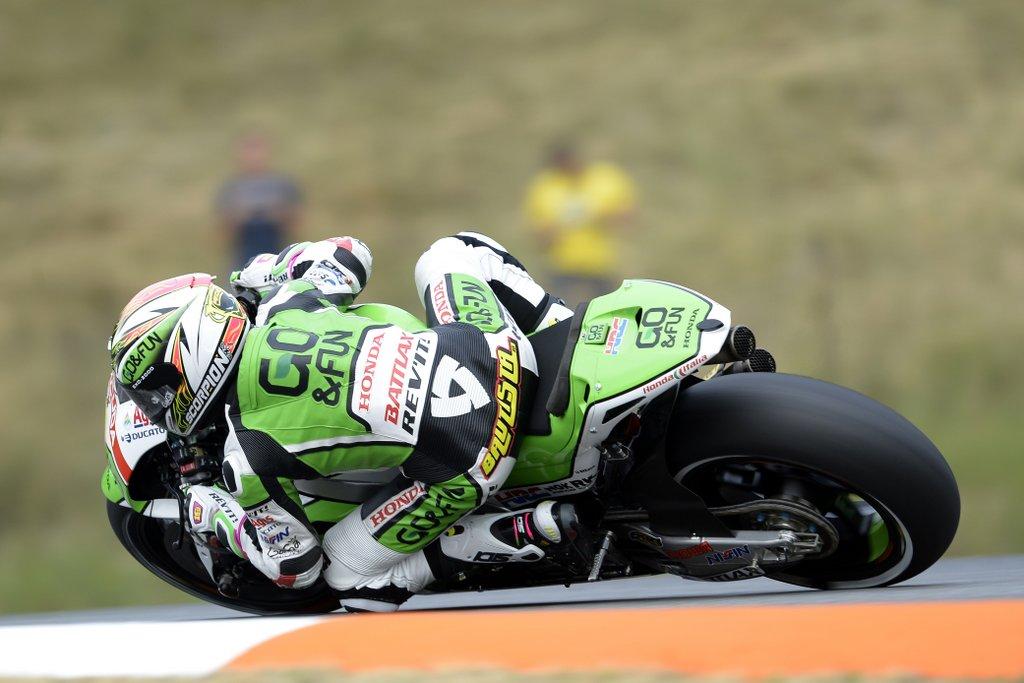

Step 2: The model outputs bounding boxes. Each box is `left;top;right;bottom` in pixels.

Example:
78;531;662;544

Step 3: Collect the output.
676;456;914;587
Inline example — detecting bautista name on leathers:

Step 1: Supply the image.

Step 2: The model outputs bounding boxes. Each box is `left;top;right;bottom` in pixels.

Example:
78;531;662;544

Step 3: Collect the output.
184;233;574;608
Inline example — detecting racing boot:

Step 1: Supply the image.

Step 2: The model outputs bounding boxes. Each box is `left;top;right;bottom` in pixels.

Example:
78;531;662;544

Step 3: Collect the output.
333;502;585;613
437;500;584;564
423;500;594;588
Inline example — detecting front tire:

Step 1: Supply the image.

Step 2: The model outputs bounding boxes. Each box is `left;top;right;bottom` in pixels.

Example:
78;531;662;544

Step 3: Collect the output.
667;373;959;588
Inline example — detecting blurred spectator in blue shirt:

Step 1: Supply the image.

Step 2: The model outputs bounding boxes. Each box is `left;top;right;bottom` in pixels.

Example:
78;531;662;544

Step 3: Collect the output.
215;134;303;268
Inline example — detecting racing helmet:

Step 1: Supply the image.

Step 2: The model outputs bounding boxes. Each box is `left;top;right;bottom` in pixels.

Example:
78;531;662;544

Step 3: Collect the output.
108;273;250;436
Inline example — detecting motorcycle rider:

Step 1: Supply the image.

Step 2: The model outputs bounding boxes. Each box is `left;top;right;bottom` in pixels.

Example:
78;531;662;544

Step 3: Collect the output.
108;232;579;611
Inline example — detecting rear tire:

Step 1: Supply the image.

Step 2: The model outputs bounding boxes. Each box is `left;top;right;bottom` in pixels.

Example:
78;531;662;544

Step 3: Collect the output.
667;373;959;588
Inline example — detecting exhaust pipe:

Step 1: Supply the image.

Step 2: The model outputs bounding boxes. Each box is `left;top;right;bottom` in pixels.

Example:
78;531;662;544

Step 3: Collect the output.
708;325;756;364
722;348;777;375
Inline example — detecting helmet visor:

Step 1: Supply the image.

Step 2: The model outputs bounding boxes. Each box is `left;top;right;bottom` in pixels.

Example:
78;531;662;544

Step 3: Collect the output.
121;362;181;424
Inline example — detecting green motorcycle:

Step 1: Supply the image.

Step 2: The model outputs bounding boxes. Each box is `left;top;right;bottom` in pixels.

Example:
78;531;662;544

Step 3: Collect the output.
103;279;960;614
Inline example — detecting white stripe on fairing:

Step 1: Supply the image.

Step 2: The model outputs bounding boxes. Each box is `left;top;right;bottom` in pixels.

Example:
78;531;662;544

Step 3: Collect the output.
283;432;403;453
0;616;324;678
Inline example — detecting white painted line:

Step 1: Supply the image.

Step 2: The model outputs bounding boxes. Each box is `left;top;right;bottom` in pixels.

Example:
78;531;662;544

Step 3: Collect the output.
0;616;323;678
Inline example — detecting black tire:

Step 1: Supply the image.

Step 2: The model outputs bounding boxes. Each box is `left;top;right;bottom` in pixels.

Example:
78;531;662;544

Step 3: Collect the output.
667;373;959;588
107;501;338;615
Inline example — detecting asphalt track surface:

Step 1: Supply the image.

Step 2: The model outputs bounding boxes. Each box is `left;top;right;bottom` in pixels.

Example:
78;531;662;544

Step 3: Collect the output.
2;554;1021;626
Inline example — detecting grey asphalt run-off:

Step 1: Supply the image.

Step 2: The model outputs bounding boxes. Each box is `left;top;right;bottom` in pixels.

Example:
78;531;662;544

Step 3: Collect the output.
2;555;1021;627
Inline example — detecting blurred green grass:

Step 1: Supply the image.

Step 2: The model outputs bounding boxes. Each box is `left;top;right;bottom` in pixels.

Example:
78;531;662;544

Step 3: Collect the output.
1;0;1022;613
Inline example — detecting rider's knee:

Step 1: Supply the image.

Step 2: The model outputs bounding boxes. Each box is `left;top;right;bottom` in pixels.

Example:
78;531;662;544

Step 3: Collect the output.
323;544;433;593
321;511;406;583
321;512;434;592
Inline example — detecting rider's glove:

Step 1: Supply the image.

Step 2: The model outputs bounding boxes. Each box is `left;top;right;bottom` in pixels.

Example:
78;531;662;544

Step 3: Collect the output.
184;484;251;558
184;484;308;588
229;243;311;295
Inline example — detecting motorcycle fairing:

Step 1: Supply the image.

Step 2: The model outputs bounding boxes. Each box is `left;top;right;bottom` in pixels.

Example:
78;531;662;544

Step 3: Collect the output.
503;279;731;500
103;374;169;508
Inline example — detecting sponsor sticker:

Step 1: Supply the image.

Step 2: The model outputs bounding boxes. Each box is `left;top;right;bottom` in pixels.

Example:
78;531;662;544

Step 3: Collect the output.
641;354;709;395
208;489;240;524
492;474;597;506
582;323;609;345
383;333;432;435
472;551;512;563
119;330;163;384
176;344;232;428
480;339;521;479
262;526;291;544
265;537;301;559
369;482;428;529
350;329;437;442
357;332;385;412
642;371;676;395
191;501;204;526
627;529;664;549
106;382;132;483
705;566;765;582
666;540;713;560
391;481;472;547
675;353;709;379
431;280;455;324
637;306;694;350
603;317;628;356
125;407;153;428
118;404;166;444
120;426;163;444
706;544;751;566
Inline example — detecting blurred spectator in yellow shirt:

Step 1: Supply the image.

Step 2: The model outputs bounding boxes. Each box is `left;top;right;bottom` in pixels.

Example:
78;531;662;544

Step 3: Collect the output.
524;143;636;304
